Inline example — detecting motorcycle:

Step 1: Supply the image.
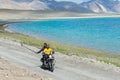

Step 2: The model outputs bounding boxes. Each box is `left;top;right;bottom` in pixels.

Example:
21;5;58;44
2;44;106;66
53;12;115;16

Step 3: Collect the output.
21;43;55;72
41;54;55;72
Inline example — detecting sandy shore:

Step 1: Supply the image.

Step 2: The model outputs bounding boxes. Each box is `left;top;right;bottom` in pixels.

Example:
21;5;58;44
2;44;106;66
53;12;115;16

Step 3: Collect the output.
0;9;120;21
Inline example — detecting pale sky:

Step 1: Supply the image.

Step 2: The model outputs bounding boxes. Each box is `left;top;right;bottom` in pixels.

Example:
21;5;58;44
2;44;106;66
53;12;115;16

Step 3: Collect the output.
56;0;91;3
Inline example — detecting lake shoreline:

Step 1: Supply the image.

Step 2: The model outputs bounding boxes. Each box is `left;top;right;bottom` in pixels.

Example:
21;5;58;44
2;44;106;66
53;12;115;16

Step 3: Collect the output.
6;17;120;54
0;20;120;68
1;17;120;54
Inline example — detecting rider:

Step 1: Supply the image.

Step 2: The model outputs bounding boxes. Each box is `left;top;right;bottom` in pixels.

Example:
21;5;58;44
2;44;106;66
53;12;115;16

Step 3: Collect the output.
43;44;53;58
43;45;54;62
37;43;54;65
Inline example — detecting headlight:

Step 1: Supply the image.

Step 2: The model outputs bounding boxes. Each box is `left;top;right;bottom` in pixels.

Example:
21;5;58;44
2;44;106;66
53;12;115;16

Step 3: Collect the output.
49;55;52;58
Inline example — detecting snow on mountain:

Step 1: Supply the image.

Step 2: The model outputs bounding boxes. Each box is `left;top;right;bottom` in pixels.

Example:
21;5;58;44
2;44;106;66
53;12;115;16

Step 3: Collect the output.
81;0;120;13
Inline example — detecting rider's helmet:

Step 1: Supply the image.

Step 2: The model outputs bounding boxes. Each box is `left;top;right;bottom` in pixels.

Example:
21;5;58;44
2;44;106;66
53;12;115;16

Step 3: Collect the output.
43;43;47;47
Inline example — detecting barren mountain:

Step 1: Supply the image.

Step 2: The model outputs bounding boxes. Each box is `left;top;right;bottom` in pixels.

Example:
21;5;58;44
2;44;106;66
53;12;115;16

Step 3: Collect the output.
81;0;120;13
0;0;92;12
0;0;49;10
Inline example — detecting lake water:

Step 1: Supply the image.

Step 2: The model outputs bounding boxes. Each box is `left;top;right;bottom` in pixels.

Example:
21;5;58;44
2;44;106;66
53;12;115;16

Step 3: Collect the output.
8;18;120;54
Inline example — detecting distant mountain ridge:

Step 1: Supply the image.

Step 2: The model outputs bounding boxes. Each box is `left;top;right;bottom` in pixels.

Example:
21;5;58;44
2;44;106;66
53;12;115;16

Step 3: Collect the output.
0;0;120;13
41;0;92;12
81;0;120;13
0;0;92;12
0;0;49;10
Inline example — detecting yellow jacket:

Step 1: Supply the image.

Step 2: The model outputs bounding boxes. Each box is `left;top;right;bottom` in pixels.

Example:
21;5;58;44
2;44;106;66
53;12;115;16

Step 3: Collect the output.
44;48;52;55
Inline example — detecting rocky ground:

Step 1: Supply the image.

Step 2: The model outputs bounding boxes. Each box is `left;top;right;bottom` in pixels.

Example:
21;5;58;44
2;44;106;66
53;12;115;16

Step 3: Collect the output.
0;57;50;80
0;37;120;80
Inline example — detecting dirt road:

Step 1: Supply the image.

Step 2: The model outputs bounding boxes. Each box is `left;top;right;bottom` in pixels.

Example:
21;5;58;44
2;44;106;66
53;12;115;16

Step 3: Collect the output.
0;40;120;80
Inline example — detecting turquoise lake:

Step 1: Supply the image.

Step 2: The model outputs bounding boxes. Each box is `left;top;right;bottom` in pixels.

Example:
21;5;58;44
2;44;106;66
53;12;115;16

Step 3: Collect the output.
8;18;120;54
